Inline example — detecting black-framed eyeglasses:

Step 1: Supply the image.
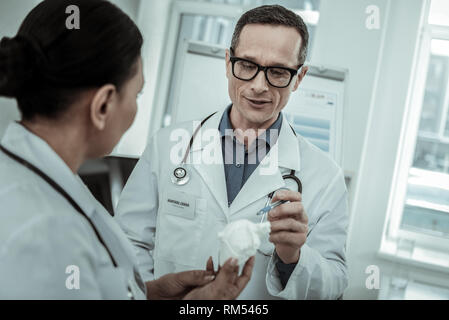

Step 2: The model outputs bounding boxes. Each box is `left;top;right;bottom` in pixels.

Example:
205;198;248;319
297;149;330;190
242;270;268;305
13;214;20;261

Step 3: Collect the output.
229;49;302;88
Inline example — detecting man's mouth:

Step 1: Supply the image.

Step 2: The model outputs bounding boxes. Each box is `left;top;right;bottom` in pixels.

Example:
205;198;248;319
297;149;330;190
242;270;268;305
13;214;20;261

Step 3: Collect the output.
245;97;271;106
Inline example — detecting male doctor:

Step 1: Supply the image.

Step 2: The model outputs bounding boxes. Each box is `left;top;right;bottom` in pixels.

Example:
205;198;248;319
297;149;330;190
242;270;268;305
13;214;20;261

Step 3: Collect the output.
116;5;348;299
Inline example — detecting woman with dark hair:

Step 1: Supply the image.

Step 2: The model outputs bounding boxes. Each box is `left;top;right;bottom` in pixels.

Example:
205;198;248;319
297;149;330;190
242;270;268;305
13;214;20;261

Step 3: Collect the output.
0;0;253;299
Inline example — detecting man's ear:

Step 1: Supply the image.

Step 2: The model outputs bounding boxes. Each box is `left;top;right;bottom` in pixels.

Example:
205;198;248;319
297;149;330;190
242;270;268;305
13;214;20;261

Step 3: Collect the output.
90;84;117;130
225;48;231;79
292;66;309;92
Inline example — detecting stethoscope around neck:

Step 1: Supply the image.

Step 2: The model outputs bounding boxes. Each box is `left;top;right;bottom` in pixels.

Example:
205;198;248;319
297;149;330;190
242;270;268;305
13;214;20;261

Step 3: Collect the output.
171;112;217;186
171;112;303;194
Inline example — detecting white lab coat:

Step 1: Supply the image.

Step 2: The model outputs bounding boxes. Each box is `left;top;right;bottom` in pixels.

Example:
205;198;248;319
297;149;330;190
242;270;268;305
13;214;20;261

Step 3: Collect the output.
116;109;349;299
0;122;146;300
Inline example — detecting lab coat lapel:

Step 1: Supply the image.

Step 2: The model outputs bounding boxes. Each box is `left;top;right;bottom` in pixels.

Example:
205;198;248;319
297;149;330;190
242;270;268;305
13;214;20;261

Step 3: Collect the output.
230;114;301;215
188;112;229;215
276;114;301;173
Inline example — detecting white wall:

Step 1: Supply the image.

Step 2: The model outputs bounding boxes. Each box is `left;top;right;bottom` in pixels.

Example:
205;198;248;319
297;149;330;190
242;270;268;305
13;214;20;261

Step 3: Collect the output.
118;0;233;156
311;0;390;298
311;0;389;209
113;0;174;156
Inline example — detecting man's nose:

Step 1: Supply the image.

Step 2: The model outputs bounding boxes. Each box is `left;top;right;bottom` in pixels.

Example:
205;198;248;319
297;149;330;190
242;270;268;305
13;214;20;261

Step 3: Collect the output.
250;69;269;93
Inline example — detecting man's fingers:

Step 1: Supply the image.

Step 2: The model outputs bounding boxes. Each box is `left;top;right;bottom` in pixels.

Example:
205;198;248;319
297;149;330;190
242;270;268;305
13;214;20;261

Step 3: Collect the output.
176;270;215;287
269;219;307;233
271;189;301;203
268;202;307;223
269;231;306;246
235;256;254;292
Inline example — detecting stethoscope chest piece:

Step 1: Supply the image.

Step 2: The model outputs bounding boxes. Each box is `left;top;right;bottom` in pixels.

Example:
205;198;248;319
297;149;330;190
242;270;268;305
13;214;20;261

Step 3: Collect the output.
170;112;217;187
171;166;190;185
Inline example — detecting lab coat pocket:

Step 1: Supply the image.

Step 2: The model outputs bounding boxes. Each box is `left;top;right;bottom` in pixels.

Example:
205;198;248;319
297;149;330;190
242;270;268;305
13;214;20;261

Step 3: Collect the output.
96;266;129;300
156;192;207;267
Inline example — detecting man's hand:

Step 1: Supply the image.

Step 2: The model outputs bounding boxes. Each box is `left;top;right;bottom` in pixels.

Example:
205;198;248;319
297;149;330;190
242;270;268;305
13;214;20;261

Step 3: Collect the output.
268;189;308;264
184;256;255;300
146;269;216;300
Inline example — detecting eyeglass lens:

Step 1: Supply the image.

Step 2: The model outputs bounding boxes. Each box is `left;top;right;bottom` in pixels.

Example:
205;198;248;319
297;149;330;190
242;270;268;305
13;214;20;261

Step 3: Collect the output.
233;60;293;87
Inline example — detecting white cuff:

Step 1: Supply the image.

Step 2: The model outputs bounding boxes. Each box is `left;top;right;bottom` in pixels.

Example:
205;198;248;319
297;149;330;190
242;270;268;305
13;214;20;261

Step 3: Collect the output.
266;244;311;298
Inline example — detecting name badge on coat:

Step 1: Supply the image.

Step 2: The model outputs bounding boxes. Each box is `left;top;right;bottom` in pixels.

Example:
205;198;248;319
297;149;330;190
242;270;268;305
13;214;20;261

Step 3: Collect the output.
164;191;196;220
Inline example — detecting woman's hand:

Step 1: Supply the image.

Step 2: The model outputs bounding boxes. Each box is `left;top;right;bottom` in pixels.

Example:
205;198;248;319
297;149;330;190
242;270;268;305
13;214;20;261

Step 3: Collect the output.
146;256;255;300
183;256;255;300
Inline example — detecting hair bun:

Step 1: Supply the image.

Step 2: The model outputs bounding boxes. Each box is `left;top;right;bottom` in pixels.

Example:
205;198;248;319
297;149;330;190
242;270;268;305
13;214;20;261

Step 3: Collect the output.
0;35;40;98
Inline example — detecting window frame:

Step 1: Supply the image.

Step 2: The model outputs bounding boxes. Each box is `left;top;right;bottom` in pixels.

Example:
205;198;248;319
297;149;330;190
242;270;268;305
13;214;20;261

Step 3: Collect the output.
380;5;449;270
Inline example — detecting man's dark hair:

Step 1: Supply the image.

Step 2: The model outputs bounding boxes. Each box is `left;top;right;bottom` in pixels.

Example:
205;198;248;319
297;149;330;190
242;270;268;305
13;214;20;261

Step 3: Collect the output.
231;5;309;66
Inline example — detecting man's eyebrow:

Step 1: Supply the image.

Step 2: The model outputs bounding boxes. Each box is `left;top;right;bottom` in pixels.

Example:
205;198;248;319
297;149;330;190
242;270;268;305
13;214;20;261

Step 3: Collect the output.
240;54;294;69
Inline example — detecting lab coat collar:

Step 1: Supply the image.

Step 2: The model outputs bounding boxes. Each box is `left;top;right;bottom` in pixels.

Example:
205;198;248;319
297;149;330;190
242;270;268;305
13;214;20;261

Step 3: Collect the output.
190;109;300;165
275;113;301;172
230;112;301;214
218;104;283;155
187;109;301;217
188;111;229;215
1;122;97;217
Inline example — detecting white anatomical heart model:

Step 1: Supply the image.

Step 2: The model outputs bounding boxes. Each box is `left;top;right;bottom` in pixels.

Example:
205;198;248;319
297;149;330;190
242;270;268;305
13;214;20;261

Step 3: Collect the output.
218;219;271;273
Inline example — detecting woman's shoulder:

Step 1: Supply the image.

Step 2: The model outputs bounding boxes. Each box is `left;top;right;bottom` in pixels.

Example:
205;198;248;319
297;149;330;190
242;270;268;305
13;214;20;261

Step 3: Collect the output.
0;160;99;254
0;181;96;244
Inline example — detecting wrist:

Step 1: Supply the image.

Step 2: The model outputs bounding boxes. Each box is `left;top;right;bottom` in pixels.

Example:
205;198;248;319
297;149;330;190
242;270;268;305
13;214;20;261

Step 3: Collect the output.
277;249;300;264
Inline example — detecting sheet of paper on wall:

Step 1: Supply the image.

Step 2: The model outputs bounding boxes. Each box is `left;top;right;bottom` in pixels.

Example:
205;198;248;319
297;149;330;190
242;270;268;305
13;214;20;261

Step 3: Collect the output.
283;69;346;165
284;89;337;158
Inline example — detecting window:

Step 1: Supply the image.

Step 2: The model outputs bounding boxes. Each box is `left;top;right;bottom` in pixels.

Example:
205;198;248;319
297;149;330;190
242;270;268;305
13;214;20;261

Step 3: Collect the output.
382;0;449;268
401;39;449;237
428;0;449;27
